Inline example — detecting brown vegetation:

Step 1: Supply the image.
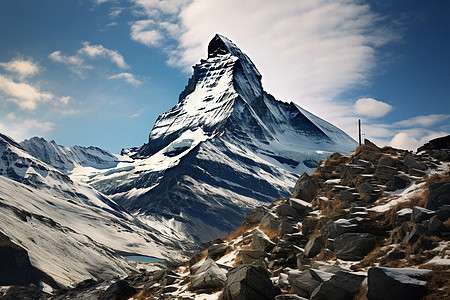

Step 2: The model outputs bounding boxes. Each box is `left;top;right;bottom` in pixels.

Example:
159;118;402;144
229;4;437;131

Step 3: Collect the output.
420;264;450;300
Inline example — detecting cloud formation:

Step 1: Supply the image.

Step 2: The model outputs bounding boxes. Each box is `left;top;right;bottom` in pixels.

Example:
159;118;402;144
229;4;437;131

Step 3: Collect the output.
0;58;40;78
49;42;129;76
0;74;53;110
355;98;393;118
393;114;450;128
108;72;143;87
0;119;54;142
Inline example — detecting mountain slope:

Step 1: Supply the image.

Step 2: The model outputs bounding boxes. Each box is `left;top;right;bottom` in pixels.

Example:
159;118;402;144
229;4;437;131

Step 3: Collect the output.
48;35;357;245
0;133;185;287
20;136;128;173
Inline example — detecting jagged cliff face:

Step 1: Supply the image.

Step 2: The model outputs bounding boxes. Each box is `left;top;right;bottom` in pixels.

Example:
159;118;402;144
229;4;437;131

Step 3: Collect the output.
83;34;357;244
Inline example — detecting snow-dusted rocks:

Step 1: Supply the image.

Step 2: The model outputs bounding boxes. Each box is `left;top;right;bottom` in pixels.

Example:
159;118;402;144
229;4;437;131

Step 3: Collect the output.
367;267;431;300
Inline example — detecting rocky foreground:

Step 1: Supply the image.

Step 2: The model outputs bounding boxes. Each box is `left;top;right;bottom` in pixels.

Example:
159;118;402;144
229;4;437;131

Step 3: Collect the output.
2;136;449;299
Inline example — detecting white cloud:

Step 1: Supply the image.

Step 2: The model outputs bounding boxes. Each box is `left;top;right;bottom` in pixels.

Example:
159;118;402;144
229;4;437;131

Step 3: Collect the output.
78;42;129;69
130;20;164;47
0;119;54;142
58;96;71;105
50;42;129;76
389;130;448;151
393;114;450;128
108;72;143;87
354;98;393;118
0;74;53;110
49;51;92;76
0;58;40;78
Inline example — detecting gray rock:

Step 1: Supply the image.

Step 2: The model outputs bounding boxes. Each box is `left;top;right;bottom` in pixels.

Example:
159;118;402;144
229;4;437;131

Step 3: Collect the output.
291;173;320;202
432;150;449;161
99;280;136;300
378;156;394;167
276;203;299;219
260;213;281;232
367;267;431;300
208;243;230;259
190;257;227;290
403;224;424;245
404;155;427;171
289;198;312;214
428;215;443;234
409;168;427;177
222;265;281;300
339;189;355;202
278;221;296;235
288;270;321;298
436;205;450;222
411;206;435;223
427;181;450;210
239;250;267;267
310;271;366;300
334;219;359;236
251;229;276;252
375;165;397;181
305;236;324;258
335;233;377;261
245;206;267;224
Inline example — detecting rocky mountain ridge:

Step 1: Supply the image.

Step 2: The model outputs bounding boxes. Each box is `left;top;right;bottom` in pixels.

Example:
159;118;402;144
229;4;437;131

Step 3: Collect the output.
29;135;449;299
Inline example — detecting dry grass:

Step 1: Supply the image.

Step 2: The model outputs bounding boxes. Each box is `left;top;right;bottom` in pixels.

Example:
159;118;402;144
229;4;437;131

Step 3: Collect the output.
359;245;391;268
353;285;368;300
233;252;243;267
419;265;450;300
320;198;347;218
260;226;279;241
224;223;257;242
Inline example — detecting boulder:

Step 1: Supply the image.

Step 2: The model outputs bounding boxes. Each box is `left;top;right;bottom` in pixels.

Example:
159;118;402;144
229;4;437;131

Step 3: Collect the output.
310;271;366;300
335;233;377;261
251;229;276;252
409;168;427;177
339;189;355;202
375;165;397;181
305;236;324;258
278;221;296;235
245;206;267;224
436;205;450;222
288;270;321;298
207;242;230;259
410;206;435;223
99;280;136;300
260;213;281;232
222;265;281;300
403;155;427;171
432;150;449;161
334;219;359;236
289;198;312;214
428;215;443;234
427;181;450;210
239;250;267;267
417;135;450;151
276;203;299;219
367;267;431;300
291;173;320;202
190;257;227;290
378;156;394;167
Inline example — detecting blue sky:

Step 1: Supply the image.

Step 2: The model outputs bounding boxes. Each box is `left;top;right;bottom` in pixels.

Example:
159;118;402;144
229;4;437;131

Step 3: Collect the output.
0;0;448;153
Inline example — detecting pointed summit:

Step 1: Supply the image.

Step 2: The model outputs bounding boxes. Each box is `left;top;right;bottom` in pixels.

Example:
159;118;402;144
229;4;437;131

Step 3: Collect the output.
208;34;232;57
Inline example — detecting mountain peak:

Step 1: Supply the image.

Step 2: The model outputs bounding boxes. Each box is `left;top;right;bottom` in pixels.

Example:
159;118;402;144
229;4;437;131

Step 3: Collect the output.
208;34;235;58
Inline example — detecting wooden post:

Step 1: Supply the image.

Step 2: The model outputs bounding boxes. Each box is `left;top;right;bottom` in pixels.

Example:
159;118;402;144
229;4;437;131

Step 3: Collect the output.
358;119;362;146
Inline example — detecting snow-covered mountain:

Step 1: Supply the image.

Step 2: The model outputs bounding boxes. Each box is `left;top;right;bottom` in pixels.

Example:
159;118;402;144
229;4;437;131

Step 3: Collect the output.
20;136;127;173
0;133;186;287
81;34;357;244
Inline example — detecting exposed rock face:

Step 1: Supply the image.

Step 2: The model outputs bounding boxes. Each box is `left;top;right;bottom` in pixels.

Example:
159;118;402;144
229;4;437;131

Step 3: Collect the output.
98;280;136;300
427;181;450;210
222;265;281;300
190;258;227;290
291;173;320;202
367;267;431;300
0;232;41;287
334;233;377;261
